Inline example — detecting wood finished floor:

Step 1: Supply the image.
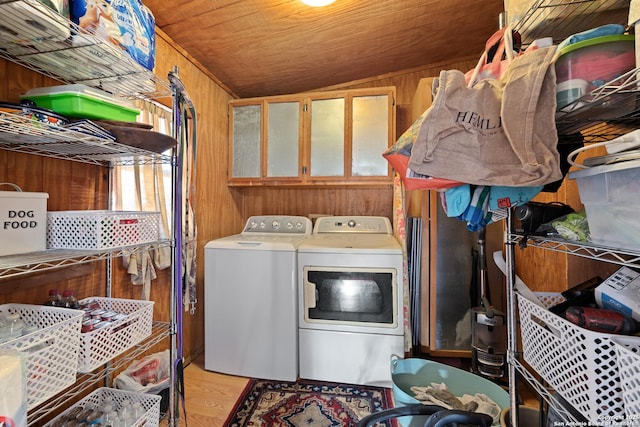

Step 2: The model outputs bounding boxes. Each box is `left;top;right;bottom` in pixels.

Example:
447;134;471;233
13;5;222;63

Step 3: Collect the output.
174;355;531;426
177;355;249;426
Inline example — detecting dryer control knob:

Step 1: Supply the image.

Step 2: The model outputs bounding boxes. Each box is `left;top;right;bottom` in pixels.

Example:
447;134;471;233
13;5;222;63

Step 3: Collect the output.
272;220;280;230
348;219;357;228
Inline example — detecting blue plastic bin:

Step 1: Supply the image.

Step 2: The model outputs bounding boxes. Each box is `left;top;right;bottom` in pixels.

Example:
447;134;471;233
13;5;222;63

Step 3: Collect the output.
391;356;510;427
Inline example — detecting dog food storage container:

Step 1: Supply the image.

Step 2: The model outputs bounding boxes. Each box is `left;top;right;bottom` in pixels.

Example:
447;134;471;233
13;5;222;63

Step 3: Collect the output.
0;184;48;256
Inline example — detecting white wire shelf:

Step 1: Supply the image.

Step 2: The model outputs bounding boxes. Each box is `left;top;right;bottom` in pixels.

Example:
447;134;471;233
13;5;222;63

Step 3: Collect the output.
508;233;640;269
0;241;172;279
512;0;630;48
0;111;173;165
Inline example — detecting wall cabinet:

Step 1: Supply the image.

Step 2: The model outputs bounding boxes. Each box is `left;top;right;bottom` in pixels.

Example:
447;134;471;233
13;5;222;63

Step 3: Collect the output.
228;87;396;186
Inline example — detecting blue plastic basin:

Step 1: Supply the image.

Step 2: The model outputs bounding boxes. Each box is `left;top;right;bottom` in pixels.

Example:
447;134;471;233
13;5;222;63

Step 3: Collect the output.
391;356;510;427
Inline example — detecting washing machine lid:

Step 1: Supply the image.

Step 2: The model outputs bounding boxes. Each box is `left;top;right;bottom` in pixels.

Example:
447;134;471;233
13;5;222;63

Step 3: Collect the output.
205;233;309;251
205;215;312;251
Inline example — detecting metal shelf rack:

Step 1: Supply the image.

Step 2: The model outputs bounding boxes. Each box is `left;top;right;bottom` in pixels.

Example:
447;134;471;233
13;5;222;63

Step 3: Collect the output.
0;1;186;426
505;1;639;425
506;227;640;424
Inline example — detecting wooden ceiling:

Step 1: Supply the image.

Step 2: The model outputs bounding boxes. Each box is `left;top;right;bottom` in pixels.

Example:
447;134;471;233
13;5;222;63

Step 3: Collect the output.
143;0;505;98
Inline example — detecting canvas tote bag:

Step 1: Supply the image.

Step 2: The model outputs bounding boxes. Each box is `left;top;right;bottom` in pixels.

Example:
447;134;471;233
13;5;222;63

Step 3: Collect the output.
408;45;562;187
382;106;464;191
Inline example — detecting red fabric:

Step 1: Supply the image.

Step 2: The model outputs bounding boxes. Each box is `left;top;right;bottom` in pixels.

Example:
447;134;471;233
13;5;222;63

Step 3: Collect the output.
383;152;463;190
556;50;635;89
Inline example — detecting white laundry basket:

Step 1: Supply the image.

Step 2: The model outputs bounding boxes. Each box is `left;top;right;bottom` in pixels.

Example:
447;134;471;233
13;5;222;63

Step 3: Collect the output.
77;297;154;372
518;293;625;423
0;304;82;408
612;335;640;422
47;210;159;249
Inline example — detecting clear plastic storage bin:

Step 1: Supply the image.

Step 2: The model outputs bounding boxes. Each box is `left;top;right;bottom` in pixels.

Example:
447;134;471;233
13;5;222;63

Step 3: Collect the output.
569;159;640;252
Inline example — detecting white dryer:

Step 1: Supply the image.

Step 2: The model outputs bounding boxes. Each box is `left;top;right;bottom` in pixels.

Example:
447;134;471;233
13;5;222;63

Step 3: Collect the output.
204;215;311;381
297;216;404;387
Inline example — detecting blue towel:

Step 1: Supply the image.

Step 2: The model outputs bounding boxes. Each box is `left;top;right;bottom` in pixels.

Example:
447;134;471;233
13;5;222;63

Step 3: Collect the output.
558;24;625;51
458;186;493;232
443;184;471;217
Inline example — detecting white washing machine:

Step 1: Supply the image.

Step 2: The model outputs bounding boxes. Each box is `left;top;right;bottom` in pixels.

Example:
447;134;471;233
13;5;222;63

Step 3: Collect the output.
204;215;311;381
297;216;404;387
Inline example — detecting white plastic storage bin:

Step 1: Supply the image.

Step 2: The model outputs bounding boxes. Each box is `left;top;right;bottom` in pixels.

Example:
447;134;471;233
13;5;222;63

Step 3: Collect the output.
569;159;640;252
0;304;83;409
77;297;154;373
47;210;160;250
0;185;48;256
43;387;162;427
517;293;625;423
612;335;640;421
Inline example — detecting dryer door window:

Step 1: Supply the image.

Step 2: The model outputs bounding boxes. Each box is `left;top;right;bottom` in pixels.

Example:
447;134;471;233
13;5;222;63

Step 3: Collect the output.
302;267;397;327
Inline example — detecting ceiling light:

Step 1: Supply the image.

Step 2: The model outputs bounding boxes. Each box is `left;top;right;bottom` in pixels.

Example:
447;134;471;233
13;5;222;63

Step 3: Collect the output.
300;0;336;6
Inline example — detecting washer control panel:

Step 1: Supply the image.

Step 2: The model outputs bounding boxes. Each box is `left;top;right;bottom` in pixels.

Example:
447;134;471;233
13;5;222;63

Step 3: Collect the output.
242;215;312;235
313;216;393;234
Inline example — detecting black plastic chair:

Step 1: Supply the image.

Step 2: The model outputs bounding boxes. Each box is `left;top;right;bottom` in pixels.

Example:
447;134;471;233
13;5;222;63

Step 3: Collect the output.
358;403;494;427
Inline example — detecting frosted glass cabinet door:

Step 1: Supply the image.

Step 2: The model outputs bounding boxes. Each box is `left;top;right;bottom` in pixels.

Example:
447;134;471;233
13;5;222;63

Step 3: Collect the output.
231;104;261;178
267;101;300;177
310;98;345;177
352;94;389;176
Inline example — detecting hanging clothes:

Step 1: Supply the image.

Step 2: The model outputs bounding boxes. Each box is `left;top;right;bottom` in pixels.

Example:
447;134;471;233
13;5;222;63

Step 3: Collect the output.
173;78;198;315
114;99;173;300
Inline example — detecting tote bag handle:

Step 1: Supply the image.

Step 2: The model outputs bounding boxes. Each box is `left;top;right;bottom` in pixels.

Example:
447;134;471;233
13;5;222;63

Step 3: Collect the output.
467;27;516;87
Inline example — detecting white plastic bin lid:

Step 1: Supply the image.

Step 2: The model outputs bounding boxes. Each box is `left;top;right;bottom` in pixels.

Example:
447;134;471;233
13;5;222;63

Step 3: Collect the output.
568;158;640;179
0;191;48;199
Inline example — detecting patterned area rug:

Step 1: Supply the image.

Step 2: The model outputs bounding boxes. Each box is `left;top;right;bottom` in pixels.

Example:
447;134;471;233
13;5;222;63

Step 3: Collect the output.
223;378;398;427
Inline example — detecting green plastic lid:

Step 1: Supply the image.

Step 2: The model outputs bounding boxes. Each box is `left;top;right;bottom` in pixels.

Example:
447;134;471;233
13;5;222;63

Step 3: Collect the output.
558;34;635;57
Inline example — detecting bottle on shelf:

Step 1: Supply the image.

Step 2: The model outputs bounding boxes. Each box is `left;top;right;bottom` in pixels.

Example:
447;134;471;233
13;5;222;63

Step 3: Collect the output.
44;289;63;307
0;312;26;343
62;290;80;309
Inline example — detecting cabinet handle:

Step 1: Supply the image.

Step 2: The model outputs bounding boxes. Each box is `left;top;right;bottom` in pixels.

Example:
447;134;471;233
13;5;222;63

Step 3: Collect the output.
302;166;307;174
